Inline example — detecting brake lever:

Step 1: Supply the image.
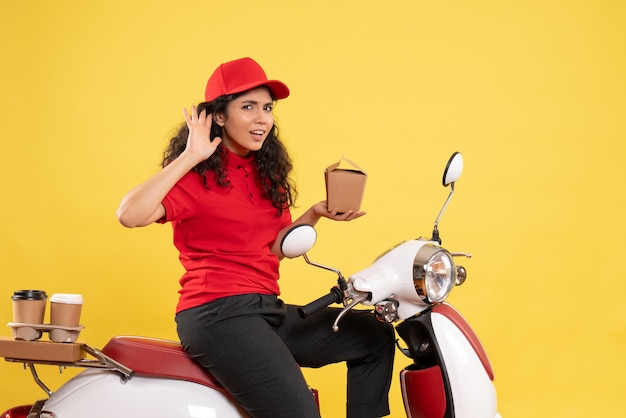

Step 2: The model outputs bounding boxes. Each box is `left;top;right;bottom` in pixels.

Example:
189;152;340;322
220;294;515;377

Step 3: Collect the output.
332;294;368;332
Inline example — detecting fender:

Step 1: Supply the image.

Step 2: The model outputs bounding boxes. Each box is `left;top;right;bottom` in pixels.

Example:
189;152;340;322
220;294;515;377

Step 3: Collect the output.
395;303;497;418
432;304;493;381
1;405;32;418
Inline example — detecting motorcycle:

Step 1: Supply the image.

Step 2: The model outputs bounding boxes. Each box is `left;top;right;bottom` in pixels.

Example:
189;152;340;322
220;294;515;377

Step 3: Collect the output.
1;152;499;418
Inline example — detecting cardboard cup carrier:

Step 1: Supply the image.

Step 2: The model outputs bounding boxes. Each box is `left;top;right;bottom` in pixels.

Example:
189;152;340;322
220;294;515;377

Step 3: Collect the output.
8;291;84;343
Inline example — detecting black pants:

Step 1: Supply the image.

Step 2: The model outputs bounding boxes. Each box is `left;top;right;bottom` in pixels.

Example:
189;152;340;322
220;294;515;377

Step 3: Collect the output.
176;294;395;418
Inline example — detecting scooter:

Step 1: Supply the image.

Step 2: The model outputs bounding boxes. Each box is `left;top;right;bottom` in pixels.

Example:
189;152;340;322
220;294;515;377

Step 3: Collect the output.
1;152;499;418
281;152;501;418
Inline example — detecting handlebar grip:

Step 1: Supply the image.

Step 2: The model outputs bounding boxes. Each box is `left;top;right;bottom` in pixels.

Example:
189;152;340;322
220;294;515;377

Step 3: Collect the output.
298;287;343;319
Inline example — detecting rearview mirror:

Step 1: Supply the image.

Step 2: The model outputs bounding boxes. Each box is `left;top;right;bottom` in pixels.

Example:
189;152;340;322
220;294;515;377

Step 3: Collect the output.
280;224;317;259
442;152;464;187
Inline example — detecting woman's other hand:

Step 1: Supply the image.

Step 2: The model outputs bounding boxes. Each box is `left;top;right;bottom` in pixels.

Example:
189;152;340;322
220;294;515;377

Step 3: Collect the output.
312;201;366;222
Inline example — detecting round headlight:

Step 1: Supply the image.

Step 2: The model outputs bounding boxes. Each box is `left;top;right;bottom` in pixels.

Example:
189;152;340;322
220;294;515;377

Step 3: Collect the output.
413;245;456;304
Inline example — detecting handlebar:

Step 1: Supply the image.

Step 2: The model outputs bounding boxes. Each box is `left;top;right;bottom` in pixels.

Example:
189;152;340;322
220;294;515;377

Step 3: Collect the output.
298;287;344;318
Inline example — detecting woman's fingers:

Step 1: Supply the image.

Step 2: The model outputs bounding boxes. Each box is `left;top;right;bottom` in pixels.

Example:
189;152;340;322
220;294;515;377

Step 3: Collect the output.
184;106;214;128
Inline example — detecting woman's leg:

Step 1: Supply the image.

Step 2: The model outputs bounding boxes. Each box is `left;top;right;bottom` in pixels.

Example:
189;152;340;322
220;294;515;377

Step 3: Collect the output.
176;294;320;418
277;305;396;418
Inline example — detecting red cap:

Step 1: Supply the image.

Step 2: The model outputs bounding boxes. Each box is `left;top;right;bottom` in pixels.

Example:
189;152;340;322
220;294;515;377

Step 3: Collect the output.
204;57;290;101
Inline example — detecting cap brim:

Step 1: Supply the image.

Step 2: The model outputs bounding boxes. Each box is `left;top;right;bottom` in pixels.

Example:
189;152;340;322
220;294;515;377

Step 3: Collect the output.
226;79;290;100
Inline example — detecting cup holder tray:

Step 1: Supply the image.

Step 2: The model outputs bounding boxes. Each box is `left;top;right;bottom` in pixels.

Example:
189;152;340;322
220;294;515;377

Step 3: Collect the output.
7;322;84;343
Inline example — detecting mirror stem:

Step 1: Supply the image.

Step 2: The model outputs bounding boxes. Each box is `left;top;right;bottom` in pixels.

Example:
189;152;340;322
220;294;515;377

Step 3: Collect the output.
303;254;346;283
431;226;441;245
431;183;455;244
303;254;348;301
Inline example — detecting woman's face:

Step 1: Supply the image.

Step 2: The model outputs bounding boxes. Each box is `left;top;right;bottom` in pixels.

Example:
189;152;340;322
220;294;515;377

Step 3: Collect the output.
216;87;274;157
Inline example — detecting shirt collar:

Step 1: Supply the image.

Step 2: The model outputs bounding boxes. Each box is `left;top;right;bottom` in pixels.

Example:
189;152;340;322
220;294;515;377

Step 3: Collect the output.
225;148;255;169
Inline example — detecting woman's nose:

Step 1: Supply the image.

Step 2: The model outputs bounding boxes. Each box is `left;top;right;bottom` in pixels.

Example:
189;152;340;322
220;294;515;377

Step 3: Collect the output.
255;111;271;125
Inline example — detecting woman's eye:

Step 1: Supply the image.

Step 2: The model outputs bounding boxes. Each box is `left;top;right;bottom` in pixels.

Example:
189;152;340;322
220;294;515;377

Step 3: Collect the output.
242;104;252;110
264;105;273;112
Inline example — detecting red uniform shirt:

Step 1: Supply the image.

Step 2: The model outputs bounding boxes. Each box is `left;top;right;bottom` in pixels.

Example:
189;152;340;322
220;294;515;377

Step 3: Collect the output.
160;151;292;313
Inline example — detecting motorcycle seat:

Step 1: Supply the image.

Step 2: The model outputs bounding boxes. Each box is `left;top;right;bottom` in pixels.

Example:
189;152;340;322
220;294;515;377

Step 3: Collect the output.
101;335;229;394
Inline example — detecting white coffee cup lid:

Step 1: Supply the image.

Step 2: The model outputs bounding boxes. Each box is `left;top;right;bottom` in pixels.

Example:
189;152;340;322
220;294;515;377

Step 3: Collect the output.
50;293;84;304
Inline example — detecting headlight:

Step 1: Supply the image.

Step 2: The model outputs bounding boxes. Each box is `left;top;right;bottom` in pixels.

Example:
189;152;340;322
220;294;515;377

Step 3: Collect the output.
413;244;456;304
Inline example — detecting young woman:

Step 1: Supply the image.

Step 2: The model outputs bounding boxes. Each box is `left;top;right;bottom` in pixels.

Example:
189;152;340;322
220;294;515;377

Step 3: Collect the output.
116;57;395;418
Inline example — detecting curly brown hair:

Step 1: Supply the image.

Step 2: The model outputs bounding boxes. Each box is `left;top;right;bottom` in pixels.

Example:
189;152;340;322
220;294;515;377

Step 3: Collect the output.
161;90;298;215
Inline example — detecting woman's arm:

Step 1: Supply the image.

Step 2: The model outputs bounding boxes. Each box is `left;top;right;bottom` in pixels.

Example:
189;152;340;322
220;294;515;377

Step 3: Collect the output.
116;151;200;227
116;106;222;228
271;201;366;258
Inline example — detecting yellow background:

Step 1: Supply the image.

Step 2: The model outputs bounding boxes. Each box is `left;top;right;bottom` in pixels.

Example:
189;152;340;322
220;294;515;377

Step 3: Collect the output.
1;1;625;417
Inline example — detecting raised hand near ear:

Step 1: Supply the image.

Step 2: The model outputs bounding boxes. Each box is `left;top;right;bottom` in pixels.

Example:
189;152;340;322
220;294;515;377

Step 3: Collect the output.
183;105;223;163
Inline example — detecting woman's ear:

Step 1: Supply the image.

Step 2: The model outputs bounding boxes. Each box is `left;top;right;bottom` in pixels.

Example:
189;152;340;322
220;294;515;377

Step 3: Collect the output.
214;113;226;127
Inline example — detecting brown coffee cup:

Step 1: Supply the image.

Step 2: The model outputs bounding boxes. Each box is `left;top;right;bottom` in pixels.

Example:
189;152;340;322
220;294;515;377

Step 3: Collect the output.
50;293;83;328
12;290;47;325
